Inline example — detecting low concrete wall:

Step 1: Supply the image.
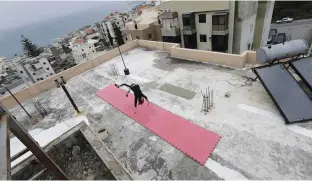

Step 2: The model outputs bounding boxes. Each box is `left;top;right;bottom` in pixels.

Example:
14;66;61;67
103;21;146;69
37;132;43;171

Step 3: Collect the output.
137;39;255;68
170;47;246;68
137;40;180;51
1;41;138;109
246;51;257;64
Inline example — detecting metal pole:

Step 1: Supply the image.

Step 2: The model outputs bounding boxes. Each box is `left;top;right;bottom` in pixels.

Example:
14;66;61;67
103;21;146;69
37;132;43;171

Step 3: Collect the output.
60;84;80;114
117;45;126;69
211;89;213;107
208;87;210;109
7;112;69;180
5;86;32;118
0;113;10;180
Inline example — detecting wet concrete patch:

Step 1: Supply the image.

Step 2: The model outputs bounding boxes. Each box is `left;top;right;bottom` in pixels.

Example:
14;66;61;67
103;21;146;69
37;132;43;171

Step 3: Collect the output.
159;83;196;99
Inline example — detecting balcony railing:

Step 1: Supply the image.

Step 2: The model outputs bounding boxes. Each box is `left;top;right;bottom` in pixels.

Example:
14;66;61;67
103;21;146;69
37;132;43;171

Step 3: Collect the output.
182;26;196;35
212;25;229;35
212;25;228;31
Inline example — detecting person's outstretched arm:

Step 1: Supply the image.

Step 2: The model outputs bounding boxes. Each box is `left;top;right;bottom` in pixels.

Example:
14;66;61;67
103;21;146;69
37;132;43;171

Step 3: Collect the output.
115;83;131;88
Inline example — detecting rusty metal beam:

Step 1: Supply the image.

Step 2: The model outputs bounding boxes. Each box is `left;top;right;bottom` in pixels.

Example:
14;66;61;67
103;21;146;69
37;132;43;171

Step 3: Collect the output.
0;114;11;180
11;148;29;162
0;104;68;180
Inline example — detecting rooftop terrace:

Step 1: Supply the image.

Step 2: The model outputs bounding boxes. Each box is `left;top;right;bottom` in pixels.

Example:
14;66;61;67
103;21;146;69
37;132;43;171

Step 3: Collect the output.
5;41;312;179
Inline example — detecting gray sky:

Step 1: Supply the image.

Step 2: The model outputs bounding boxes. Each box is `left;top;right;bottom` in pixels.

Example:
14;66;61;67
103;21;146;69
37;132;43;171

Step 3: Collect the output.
0;1;115;31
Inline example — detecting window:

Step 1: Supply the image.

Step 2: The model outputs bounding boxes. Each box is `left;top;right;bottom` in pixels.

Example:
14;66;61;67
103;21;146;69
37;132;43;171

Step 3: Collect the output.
82;49;84;51
212;14;228;31
183;17;190;26
36;78;40;81
93;50;95;53
82;53;87;58
199;14;206;23
125;37;128;41
46;68;50;70
148;33;152;39
50;73;53;75
33;73;36;75
40;78;43;80
20;71;23;73
89;46;91;48
200;34;207;42
43;62;46;65
136;36;140;39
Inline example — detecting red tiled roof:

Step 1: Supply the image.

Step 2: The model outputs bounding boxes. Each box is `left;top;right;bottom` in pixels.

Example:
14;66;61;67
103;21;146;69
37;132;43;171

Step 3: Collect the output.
73;39;85;44
84;28;94;35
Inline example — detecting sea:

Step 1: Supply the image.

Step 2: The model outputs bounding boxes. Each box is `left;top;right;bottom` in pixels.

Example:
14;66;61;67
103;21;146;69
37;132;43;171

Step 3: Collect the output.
0;1;142;59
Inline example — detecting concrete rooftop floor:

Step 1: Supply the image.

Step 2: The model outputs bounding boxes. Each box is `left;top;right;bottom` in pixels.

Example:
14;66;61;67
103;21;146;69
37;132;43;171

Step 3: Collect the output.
10;48;312;180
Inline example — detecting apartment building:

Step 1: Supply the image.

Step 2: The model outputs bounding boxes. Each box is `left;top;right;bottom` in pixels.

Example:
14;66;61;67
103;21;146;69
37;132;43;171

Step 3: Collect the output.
159;1;273;54
70;39;104;64
159;11;181;43
13;54;56;84
0;56;8;74
96;11;136;46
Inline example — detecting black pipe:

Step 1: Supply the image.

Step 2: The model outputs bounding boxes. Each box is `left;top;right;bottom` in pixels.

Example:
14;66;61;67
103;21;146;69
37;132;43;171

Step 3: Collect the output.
5;87;32;118
60;83;80;113
116;42;130;75
117;45;126;69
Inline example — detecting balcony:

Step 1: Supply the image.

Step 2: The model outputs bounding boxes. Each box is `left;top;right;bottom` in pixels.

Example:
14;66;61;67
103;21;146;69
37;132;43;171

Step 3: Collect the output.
212;12;229;36
212;25;229;35
182;26;196;35
161;27;180;37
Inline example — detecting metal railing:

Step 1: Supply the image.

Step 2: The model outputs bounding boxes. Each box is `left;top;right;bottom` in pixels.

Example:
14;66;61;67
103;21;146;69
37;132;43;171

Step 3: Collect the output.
0;103;68;180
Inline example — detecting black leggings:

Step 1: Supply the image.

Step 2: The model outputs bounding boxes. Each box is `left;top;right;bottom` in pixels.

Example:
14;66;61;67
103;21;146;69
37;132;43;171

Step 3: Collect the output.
134;94;148;107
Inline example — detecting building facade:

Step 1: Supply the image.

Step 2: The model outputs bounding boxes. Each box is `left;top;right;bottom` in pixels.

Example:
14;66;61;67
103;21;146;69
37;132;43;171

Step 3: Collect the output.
159;11;181;43
160;0;273;54
13;54;56;84
70;39;103;64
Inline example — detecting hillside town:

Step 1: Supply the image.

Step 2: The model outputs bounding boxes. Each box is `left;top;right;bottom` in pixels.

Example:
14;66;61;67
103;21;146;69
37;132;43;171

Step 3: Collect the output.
0;1;311;97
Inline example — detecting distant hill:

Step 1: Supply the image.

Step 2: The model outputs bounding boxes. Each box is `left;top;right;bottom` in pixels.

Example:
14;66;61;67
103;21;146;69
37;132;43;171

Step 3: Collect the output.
272;1;312;22
0;1;131;58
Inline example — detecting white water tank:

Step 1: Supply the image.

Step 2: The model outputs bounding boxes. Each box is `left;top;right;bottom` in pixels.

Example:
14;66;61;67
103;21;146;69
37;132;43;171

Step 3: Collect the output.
257;39;308;64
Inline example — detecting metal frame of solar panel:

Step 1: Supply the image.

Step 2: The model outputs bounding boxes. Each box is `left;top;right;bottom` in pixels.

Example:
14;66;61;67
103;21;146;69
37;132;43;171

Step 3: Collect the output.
253;63;312;124
288;57;312;91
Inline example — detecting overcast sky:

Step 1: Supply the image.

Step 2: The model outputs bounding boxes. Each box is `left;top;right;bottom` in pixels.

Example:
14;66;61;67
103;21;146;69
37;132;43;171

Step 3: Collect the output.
0;1;120;31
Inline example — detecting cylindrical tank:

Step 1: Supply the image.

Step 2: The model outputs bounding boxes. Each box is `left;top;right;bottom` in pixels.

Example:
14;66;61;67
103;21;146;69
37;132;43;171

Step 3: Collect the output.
256;39;308;64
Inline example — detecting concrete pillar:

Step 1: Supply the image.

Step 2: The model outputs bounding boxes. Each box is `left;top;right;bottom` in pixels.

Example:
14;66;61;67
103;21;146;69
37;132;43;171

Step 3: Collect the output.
228;1;236;53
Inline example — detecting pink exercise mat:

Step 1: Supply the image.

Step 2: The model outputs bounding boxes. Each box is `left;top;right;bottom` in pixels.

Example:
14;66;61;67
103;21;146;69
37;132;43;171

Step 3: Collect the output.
96;84;221;165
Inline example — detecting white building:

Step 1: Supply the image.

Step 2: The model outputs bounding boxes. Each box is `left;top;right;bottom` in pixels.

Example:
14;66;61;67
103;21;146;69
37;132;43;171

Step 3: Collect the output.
97;11;139;45
160;1;273;54
0;56;8;74
13;54;56;84
70;39;103;64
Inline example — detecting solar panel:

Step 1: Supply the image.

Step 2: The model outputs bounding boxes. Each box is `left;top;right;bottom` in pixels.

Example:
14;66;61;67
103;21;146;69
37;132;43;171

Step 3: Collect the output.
254;64;312;124
289;57;312;90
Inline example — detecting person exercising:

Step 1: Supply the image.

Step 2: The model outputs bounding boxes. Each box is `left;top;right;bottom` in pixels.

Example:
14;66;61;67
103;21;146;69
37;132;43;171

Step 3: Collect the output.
115;83;149;113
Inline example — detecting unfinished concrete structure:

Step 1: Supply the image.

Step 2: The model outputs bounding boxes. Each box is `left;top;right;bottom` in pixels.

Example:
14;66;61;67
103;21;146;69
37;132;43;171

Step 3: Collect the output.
1;39;311;180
